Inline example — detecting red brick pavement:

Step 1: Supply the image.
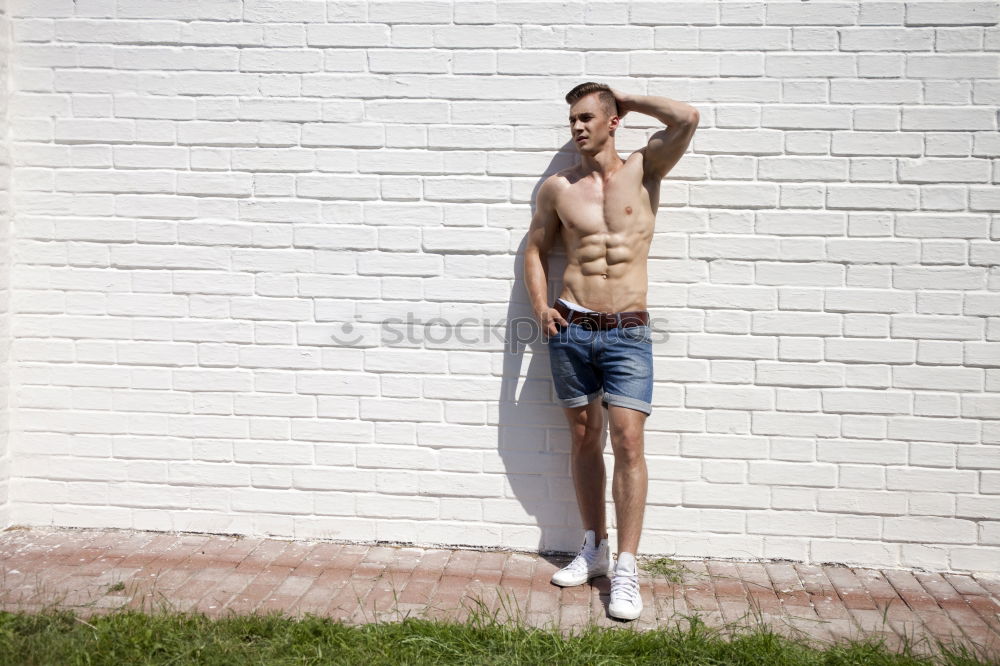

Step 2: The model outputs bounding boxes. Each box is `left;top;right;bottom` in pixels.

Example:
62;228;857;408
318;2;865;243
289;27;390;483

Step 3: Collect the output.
1;526;998;659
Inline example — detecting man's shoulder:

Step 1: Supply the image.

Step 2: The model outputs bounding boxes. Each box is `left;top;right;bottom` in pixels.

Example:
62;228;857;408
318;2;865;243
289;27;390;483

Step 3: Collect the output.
539;170;574;197
547;167;575;183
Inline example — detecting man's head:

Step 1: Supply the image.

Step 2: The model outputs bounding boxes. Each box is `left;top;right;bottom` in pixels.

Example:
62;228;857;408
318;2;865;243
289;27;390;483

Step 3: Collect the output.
565;82;620;152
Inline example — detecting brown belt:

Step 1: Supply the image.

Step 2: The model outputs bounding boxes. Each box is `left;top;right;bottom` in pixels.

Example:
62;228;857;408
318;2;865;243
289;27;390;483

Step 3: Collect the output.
553;299;649;330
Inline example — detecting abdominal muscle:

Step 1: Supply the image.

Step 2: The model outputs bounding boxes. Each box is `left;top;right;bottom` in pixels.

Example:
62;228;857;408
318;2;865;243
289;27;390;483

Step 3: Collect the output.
559;232;651;313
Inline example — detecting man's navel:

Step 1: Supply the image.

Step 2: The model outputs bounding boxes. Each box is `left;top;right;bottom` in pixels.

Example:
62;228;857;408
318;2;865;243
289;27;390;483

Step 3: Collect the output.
625;206;632;214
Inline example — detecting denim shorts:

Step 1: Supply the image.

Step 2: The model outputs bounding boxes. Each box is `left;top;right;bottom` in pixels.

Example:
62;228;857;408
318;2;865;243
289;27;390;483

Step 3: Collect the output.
546;321;654;415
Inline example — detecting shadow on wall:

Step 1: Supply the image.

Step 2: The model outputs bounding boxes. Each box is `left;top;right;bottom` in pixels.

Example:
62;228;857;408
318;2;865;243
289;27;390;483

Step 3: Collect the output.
496;143;611;557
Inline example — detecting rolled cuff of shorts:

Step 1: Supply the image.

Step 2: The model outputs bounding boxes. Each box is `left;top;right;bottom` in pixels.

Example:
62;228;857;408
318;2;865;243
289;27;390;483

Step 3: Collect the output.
554;388;603;409
602;393;652;415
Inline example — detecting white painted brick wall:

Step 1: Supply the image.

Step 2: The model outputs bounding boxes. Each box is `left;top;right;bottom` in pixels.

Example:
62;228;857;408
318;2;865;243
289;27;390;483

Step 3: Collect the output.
2;0;999;574
0;0;10;530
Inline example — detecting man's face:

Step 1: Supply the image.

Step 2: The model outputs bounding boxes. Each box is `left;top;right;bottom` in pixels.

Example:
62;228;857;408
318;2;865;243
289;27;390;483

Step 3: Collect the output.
569;93;617;152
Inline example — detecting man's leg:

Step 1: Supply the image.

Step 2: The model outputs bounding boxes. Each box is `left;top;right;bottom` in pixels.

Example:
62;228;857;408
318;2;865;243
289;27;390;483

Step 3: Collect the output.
607;405;648;556
563;399;608;539
597;325;653;619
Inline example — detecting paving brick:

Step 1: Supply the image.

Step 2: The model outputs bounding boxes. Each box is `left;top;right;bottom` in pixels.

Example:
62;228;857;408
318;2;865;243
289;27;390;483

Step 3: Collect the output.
293;569;350;618
737;562;783;614
528;555;559;615
270;541;318;570
234;539;293;574
344;548;396;624
683;562;723;614
422;550;480;623
797;565;852;621
0;526;996;659
590;574;616;629
825;566;877;610
317;566;372;620
227;567;293;617
258;574;317;616
498;551;535;611
765;562;812;608
119;534;191;568
707;561;746;600
559;600;590;631
394;548;449;612
290;542;343;577
651;577;687;622
882;569;940;611
176;535;236;570
171;567;237;613
190;569;259;617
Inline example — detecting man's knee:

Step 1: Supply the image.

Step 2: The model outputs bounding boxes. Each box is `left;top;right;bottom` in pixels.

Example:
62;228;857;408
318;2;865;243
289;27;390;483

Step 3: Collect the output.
610;419;644;465
571;429;602;453
570;422;603;447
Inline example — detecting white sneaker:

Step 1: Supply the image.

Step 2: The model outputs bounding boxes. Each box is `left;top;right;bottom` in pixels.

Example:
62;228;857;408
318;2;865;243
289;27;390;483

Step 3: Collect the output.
550;530;610;587
609;551;643;620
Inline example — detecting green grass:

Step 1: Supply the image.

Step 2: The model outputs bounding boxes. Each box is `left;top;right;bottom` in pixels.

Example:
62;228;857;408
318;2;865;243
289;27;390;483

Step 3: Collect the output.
0;599;994;665
638;556;689;584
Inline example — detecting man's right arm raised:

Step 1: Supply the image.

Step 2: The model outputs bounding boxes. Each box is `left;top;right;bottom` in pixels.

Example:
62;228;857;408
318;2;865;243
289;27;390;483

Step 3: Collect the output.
523;176;569;336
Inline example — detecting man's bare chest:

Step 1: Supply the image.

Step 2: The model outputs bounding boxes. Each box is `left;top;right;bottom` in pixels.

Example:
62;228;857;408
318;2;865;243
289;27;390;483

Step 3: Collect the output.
555;177;656;237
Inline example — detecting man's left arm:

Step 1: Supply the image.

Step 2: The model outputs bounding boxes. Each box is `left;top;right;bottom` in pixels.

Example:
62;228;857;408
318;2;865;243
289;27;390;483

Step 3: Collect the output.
613;90;699;181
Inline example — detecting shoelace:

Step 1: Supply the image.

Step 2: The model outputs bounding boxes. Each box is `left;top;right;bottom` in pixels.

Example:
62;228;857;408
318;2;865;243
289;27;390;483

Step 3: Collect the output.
563;542;600;575
610;572;640;605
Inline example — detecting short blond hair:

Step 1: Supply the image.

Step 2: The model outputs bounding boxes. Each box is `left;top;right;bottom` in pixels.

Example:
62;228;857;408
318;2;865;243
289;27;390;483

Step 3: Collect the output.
565;82;618;119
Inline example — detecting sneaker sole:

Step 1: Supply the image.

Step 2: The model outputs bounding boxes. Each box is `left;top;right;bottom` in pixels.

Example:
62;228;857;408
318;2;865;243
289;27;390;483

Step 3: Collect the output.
550;567;611;587
609;605;642;620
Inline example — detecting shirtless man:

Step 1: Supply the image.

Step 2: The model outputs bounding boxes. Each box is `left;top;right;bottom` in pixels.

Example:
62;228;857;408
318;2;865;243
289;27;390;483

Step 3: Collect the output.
522;82;698;620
